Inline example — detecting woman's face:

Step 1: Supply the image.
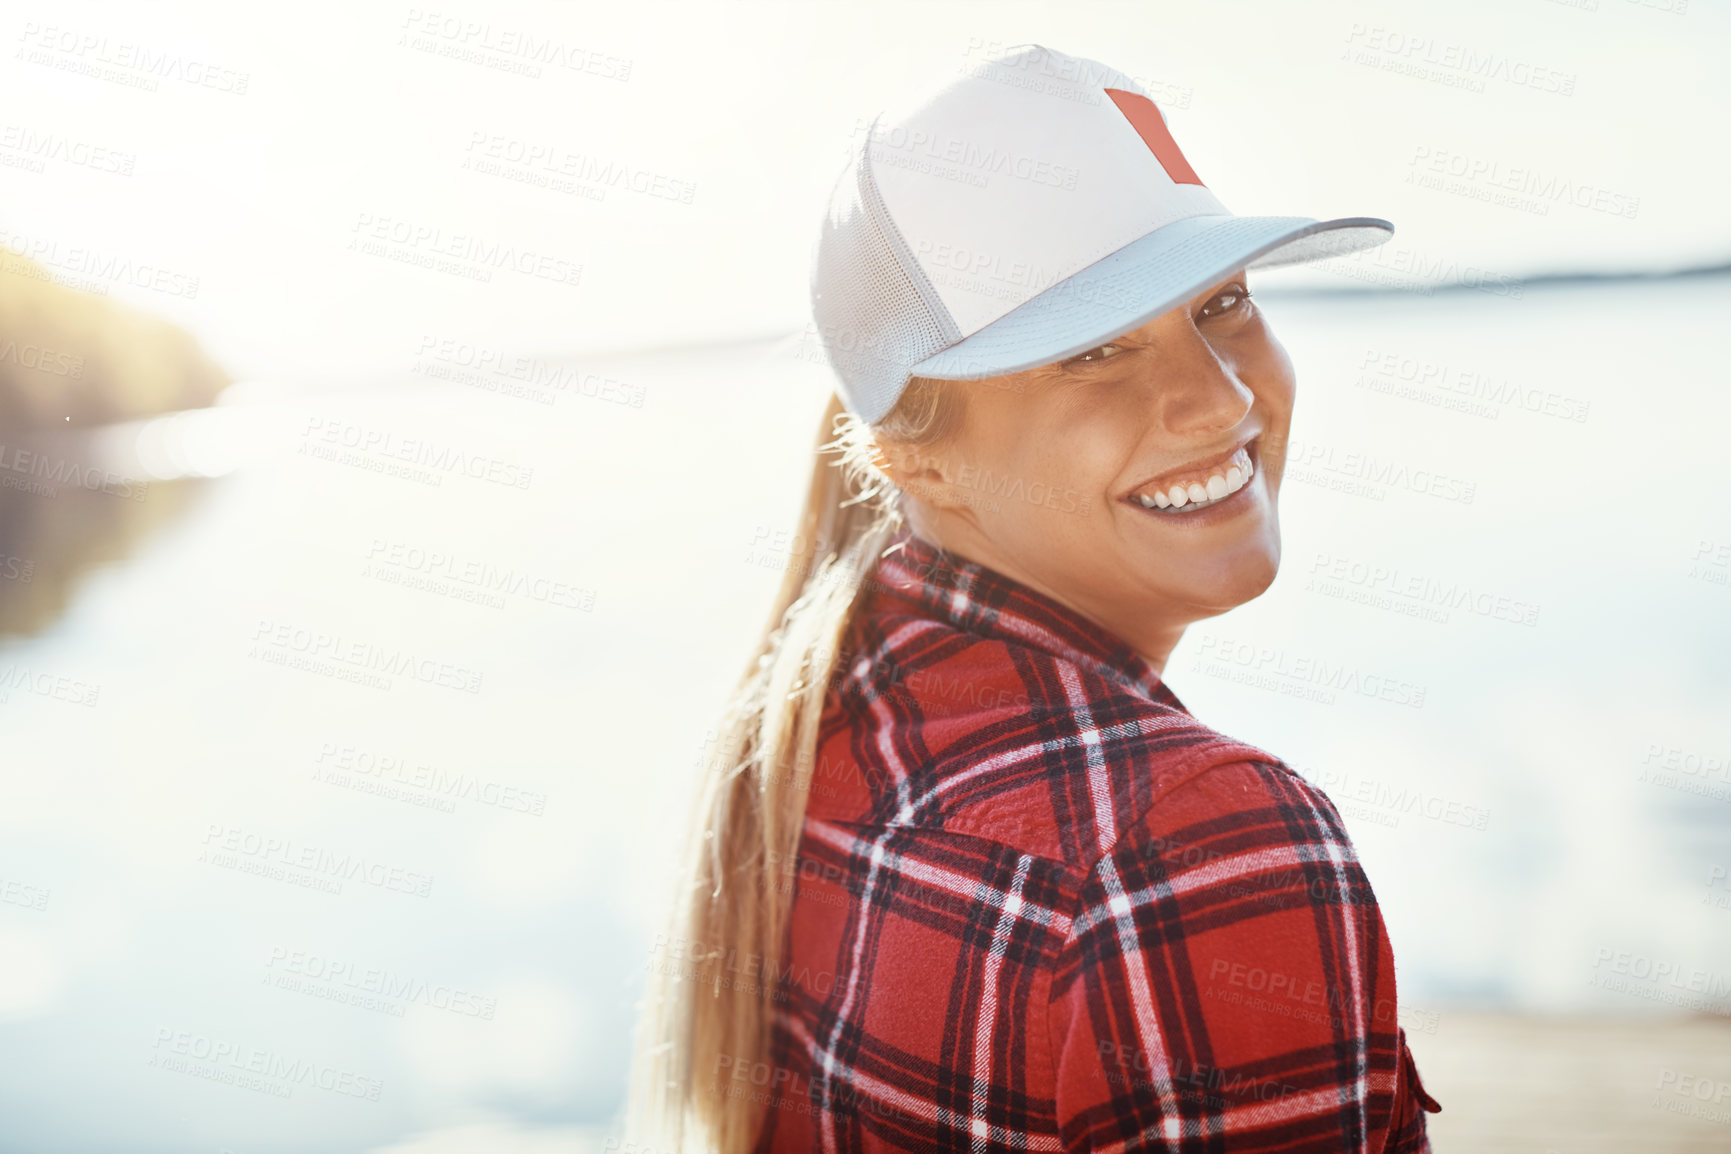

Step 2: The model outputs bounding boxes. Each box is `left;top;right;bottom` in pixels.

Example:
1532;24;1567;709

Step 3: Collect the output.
883;270;1295;669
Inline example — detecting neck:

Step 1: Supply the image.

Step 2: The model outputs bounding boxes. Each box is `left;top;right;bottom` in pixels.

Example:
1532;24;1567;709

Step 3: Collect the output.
904;506;1189;676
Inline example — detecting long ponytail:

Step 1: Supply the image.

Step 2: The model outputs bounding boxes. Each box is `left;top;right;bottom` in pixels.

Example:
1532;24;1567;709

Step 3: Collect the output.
628;380;960;1152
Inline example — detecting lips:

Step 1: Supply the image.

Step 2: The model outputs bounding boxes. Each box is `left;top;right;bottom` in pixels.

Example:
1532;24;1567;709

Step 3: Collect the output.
1124;440;1258;516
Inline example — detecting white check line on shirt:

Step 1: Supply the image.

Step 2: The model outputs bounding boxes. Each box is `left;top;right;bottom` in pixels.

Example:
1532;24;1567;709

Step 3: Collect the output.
972;853;1034;1153
1290;787;1371;1150
1094;852;1189;1141
806;818;1072;934
816;825;893;1154
1057;663;1119;856
843;619;943;699
1066;841;1357;941
1095;1082;1373;1154
785;1010;1065;1151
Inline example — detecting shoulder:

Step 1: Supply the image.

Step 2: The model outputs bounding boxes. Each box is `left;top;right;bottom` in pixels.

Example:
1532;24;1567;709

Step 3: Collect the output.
1082;758;1356;894
823;606;1284;873
1062;757;1372;960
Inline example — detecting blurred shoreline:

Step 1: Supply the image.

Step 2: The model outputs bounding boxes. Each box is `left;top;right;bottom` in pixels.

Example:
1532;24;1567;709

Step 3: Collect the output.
1410;1011;1731;1152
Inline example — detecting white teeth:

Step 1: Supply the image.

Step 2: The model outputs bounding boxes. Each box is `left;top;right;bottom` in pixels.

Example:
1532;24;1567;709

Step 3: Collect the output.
1132;447;1257;515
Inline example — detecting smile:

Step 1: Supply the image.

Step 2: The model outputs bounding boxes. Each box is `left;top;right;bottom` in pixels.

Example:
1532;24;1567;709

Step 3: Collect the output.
1128;445;1255;515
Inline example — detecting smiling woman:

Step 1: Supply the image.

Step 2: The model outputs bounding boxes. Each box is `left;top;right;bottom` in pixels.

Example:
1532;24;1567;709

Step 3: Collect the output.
875;276;1293;672
631;43;1439;1154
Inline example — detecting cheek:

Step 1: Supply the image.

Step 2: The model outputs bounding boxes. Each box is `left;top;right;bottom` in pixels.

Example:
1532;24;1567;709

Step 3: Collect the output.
1234;339;1296;477
964;403;1123;530
1265;368;1296;417
1246;332;1297;414
1018;409;1132;510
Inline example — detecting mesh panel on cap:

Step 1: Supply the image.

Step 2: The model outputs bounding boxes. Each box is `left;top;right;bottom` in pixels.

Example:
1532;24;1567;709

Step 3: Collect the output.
809;128;960;425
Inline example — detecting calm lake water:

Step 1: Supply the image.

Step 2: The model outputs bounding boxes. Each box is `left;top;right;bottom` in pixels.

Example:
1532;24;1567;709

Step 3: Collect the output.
0;274;1727;1152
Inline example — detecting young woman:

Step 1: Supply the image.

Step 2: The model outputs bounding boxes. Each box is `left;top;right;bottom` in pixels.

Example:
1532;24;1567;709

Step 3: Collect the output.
633;44;1442;1153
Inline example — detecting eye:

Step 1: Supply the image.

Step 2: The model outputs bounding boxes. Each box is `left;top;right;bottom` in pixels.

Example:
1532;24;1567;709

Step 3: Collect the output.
1198;283;1252;320
1062;343;1124;368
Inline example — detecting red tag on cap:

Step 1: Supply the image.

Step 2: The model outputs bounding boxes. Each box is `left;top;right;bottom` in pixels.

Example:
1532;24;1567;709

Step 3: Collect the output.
1104;88;1206;187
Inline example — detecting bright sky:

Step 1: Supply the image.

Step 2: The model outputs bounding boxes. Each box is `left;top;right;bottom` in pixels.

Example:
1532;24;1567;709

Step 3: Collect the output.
4;0;1726;382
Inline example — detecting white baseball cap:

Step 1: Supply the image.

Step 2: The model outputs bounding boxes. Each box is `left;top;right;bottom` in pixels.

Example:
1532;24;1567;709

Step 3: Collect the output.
810;43;1394;423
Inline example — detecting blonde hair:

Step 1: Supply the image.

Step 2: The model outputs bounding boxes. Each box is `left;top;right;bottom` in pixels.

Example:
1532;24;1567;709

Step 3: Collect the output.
627;377;962;1152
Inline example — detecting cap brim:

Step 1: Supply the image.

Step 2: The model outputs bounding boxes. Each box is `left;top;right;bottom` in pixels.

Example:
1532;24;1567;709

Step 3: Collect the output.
909;214;1393;381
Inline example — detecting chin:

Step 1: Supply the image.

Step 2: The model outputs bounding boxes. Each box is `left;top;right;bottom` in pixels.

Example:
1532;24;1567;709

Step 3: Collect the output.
1167;542;1281;616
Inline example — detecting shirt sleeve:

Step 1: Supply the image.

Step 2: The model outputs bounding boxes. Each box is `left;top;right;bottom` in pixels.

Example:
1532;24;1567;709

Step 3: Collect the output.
1045;759;1438;1153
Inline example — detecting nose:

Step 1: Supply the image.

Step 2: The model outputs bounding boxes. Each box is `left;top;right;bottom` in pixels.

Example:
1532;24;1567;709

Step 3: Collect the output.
1150;325;1254;436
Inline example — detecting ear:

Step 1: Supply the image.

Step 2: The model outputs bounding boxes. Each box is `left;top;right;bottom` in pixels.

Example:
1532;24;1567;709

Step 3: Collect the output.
874;438;973;513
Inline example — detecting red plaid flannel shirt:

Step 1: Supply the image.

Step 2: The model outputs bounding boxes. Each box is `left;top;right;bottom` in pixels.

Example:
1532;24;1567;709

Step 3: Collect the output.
751;530;1440;1153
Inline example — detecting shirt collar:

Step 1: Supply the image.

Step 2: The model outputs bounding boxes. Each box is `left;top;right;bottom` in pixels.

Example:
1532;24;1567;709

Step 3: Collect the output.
867;528;1187;711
